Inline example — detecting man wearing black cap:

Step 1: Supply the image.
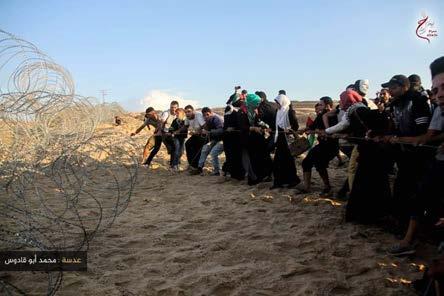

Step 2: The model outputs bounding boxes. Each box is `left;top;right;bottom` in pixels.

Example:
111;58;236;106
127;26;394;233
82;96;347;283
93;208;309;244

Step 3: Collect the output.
388;58;444;257
381;74;432;249
382;75;431;137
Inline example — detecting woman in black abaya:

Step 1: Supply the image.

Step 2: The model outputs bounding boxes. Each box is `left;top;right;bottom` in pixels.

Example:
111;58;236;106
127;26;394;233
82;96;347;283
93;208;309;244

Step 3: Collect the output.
345;106;392;224
241;94;273;185
271;94;301;189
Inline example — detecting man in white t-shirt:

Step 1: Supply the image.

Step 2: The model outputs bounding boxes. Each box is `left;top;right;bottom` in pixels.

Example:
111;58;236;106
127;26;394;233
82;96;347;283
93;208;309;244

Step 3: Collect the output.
184;107;205;133
182;105;207;169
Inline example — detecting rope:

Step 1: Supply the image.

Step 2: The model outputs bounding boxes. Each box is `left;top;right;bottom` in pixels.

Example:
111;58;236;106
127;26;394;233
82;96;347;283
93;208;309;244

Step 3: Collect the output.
140;128;440;150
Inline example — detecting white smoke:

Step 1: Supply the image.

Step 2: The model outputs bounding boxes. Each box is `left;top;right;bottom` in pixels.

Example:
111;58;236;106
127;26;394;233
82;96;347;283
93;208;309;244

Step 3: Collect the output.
140;90;200;110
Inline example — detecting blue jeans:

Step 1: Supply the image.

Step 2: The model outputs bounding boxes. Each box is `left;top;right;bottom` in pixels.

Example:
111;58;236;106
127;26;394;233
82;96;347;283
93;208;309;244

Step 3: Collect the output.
172;137;185;166
198;141;224;172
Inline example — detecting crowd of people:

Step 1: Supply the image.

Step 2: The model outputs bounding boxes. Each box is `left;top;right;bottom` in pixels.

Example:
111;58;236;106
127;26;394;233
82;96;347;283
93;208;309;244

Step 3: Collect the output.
131;56;444;292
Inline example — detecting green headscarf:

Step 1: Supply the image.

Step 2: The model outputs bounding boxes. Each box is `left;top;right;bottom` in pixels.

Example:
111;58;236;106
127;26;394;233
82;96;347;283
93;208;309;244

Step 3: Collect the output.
246;93;261;125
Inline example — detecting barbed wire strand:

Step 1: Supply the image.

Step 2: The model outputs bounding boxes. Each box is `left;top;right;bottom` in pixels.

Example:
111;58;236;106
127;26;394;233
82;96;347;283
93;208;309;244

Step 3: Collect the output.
0;29;138;295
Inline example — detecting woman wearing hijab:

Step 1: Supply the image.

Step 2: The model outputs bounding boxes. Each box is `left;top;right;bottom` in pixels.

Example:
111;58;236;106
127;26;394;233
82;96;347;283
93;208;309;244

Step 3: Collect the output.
325;89;365;198
240;93;273;185
271;94;301;189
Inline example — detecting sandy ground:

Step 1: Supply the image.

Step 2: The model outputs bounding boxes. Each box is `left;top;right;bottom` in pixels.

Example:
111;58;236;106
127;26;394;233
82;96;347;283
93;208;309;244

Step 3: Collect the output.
57;157;429;296
58;113;431;296
3;110;435;295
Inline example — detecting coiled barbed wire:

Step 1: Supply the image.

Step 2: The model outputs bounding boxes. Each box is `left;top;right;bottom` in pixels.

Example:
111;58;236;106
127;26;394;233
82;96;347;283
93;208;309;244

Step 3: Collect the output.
0;30;138;295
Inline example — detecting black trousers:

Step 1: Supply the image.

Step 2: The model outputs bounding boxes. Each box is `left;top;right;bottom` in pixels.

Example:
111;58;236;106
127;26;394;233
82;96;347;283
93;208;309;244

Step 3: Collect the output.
185;135;206;168
409;160;444;221
392;147;433;225
302;143;338;172
144;135;162;165
162;134;175;166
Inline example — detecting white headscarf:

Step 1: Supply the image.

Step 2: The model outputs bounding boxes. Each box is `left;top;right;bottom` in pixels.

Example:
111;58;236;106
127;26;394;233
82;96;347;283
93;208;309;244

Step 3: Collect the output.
274;94;291;142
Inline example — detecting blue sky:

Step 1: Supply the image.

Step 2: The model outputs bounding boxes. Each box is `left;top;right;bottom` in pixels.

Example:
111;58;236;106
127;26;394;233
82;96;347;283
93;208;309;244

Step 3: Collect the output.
1;0;443;111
